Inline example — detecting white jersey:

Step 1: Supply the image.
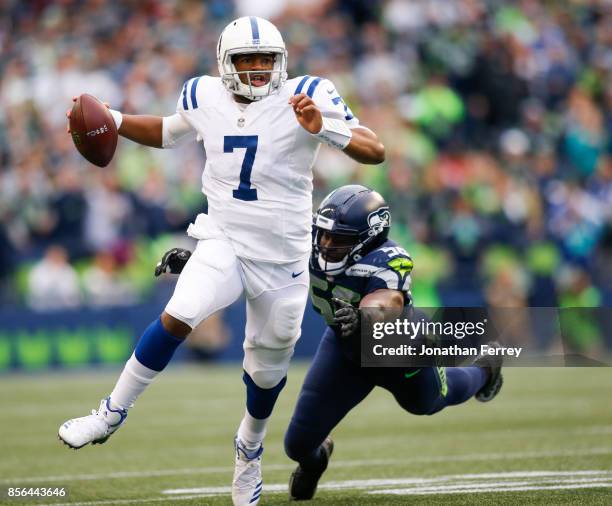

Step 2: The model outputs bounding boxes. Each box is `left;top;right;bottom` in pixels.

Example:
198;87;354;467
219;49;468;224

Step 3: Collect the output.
175;75;360;263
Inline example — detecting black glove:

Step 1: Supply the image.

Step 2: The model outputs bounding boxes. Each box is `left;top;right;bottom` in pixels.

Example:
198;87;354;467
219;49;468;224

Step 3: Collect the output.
332;298;360;338
154;248;192;277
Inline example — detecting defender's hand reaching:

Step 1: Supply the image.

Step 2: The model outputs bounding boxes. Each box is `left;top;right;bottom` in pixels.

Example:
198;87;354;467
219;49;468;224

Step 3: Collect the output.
155;248;192;277
332;298;360;338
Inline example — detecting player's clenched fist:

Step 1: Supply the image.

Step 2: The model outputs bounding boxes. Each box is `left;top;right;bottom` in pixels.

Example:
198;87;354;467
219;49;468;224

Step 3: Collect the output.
289;93;323;134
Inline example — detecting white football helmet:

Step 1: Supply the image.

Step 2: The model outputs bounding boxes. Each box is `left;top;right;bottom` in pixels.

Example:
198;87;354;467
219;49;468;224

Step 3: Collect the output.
217;16;288;101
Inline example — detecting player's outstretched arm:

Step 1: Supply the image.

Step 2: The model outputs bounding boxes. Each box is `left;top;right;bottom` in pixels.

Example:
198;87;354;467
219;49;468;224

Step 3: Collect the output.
66;97;163;148
359;289;404;327
67;97;193;149
360;289;404;310
332;290;403;338
119;112;193;148
118;114;163;148
360;289;404;323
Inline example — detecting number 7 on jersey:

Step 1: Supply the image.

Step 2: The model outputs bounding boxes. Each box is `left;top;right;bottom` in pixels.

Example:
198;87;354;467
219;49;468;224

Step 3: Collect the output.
224;135;259;201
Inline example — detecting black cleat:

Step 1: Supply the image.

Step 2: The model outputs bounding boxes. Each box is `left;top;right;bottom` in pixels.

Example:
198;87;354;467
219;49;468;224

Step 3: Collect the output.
474;342;503;402
289;437;334;500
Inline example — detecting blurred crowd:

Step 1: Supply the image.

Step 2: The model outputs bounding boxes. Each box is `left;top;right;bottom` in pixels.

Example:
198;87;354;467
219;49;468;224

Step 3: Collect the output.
1;0;611;343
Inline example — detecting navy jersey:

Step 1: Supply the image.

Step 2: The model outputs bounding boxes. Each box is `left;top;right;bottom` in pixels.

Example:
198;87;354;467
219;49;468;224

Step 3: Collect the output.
309;239;413;328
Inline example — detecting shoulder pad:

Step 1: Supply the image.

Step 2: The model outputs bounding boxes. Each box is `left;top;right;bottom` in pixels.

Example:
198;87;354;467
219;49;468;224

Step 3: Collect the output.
292;75;323;98
344;242;413;293
358;243;413;271
179;75;218;112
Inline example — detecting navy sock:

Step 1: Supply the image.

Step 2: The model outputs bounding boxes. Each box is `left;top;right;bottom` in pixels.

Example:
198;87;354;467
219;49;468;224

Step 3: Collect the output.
243;371;287;419
445;367;488;406
134;318;184;372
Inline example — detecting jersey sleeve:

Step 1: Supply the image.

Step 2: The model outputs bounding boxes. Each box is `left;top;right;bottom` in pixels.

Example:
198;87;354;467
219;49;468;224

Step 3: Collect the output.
176;76;205;114
162;113;195;148
363;249;414;300
307;77;360;129
175;75;206;141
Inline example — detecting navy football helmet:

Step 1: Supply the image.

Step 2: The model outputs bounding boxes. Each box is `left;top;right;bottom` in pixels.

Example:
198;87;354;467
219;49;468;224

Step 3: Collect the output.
311;185;391;275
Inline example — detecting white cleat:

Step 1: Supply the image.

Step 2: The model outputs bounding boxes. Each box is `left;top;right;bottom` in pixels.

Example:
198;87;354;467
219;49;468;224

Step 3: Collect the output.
232;436;263;506
58;397;127;449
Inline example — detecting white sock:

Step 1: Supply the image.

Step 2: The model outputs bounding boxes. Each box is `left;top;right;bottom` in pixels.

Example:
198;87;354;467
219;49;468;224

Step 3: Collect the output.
109;353;159;410
237;410;268;450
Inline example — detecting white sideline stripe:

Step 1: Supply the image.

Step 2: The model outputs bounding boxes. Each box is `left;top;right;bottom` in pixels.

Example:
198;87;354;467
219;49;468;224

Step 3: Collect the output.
162;471;612;495
368;477;612;493
5;447;612;484
35;475;612;506
369;483;612;496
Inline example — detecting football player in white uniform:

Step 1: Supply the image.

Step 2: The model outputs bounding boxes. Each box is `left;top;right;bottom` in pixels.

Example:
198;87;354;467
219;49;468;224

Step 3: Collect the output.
58;16;384;506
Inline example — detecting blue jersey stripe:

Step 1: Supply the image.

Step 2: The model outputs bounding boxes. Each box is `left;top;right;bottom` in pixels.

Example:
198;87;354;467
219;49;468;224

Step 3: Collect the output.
190;77;201;109
249;17;260;42
306;77;322;98
181;81;188;110
294;75;310;95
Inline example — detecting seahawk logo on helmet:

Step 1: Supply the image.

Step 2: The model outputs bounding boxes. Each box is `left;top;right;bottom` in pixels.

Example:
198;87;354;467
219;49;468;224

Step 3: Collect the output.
217;16;288;101
367;209;391;236
311;185;391;276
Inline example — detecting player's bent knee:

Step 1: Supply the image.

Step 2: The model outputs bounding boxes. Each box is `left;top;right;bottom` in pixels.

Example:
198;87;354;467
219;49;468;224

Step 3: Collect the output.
165;288;218;330
160;311;192;338
244;346;294;389
284;423;324;462
397;397;440;416
163;301;199;330
249;368;287;390
271;297;303;345
407;405;436;416
165;296;200;327
284;430;302;462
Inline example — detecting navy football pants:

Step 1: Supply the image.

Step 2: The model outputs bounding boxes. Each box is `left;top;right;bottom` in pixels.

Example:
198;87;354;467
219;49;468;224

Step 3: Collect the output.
285;327;487;464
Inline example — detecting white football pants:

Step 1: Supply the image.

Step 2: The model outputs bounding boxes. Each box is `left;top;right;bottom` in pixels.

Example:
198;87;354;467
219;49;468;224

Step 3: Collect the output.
165;237;309;388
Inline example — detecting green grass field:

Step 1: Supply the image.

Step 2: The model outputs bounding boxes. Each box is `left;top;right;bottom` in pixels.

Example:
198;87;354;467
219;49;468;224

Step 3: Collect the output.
1;364;611;505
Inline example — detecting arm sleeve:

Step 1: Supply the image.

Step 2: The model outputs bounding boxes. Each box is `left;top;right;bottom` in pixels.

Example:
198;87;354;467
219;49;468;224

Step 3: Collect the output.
311;78;361;129
162;113;196;149
166;76;205;147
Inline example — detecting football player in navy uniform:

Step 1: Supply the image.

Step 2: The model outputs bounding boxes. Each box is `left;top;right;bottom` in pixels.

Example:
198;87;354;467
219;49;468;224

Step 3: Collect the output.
155;184;503;501
283;185;503;500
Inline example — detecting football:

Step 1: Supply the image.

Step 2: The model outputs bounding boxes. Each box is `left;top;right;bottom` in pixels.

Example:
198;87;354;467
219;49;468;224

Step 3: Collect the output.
69;94;118;167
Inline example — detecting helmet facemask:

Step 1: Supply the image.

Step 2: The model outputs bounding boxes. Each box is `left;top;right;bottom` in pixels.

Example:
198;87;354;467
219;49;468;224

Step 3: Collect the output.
314;230;361;275
220;49;287;101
